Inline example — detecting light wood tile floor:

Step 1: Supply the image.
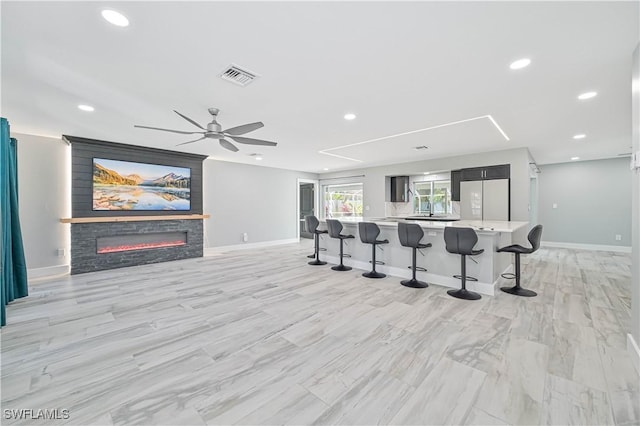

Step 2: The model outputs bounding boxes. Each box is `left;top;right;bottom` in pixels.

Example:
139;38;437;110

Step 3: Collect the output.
1;241;638;425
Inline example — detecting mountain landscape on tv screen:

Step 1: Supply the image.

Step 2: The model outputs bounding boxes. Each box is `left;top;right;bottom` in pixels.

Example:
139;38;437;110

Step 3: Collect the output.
93;159;191;211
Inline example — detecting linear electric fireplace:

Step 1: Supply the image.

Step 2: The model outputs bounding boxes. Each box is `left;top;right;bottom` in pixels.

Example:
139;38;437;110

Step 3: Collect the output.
96;232;187;254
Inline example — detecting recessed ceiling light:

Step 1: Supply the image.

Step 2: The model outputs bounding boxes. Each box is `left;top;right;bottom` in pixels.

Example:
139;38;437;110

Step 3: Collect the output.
571;156;580;161
578;91;597;100
509;58;531;70
101;9;129;27
573;134;586;140
344;113;356;120
255;156;263;161
78;104;95;112
423;172;430;175
323;168;329;171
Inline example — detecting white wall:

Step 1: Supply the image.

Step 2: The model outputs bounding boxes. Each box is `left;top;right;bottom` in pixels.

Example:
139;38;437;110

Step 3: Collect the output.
538;158;632;248
15;133;70;275
320;147;532;243
203;159;317;247
631;43;639;363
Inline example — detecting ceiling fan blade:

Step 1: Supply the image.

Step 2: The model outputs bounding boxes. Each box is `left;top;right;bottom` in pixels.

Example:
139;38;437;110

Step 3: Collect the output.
227;135;277;146
223;122;264;136
176;136;207;146
134;125;204;135
173;110;206;130
219;139;239;152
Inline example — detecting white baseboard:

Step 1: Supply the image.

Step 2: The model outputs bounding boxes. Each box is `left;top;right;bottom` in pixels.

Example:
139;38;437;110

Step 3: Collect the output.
323;255;500;296
28;264;70;280
204;238;300;255
628;333;640;375
541;241;631;253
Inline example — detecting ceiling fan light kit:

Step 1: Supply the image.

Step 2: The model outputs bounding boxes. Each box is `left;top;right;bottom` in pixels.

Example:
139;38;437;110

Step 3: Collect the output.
134;108;277;152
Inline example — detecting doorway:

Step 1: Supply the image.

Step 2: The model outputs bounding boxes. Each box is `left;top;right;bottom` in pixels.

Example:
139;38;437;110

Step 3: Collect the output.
297;179;318;239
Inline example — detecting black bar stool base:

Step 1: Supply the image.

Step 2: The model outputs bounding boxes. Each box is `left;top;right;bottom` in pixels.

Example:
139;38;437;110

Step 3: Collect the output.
307;254;315;259
501;286;537;297
453;274;478;282
363;271;386;279
332;264;352;271
308;260;327;266
447;288;481;300
401;279;428;288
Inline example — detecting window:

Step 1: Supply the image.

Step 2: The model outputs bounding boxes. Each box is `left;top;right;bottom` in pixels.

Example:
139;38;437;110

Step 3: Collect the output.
323;183;363;219
413;180;451;215
413;182;431;214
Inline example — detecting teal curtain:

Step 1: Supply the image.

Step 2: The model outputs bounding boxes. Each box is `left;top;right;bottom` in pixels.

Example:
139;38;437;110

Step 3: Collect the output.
1;117;28;327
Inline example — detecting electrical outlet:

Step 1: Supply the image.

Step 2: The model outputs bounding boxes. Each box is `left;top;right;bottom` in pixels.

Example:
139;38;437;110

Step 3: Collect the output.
428;231;437;237
615;234;622;241
365;205;370;211
242;233;248;242
552;203;558;209
56;248;65;257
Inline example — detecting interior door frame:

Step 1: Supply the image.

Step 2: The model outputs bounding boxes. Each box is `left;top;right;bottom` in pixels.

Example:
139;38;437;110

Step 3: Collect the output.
296;178;319;240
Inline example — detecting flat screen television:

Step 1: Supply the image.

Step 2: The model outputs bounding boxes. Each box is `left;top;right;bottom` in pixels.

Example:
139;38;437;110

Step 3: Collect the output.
93;158;191;211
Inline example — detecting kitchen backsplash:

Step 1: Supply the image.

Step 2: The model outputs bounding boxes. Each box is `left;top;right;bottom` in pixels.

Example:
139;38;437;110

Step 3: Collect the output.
451;201;460;216
385;201;461;217
384;202;414;217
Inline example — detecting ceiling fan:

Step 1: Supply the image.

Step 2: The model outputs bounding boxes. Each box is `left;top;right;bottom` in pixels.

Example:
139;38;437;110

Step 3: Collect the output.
134;108;277;152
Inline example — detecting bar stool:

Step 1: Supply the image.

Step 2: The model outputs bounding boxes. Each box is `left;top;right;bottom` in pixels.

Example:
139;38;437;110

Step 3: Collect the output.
444;227;484;300
305;215;328;266
326;219;355;271
305;217;326;259
397;222;432;288
359;222;389;278
497;224;543;297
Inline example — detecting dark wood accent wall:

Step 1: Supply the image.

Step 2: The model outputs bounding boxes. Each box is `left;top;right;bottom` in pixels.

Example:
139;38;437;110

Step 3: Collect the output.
65;135;208;218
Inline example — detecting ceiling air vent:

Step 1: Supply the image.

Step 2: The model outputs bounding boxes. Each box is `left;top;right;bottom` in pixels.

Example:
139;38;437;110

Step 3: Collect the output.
219;64;259;87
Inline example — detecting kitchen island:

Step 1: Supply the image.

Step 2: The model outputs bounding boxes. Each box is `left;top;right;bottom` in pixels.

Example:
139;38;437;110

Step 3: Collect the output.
318;218;528;296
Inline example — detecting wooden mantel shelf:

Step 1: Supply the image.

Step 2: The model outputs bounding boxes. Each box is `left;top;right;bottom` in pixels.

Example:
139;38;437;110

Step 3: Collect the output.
60;214;210;224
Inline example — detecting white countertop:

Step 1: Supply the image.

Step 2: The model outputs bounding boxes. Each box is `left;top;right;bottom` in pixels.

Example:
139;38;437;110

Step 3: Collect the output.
321;217;528;233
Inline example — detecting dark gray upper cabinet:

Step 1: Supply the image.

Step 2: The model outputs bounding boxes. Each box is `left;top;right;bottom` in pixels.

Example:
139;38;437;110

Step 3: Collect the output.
460;167;484;181
451;170;462;201
390;176;410;202
460;164;510;181
483;164;510;180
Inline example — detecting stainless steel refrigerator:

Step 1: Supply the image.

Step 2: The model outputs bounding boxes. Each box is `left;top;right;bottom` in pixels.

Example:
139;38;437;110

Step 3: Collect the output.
460;179;510;221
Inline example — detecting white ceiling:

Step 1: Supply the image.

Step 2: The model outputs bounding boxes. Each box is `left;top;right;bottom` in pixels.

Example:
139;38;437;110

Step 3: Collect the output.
2;1;638;173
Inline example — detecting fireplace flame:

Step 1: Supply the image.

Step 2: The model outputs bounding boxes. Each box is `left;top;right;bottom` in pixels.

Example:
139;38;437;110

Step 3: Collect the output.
97;240;186;254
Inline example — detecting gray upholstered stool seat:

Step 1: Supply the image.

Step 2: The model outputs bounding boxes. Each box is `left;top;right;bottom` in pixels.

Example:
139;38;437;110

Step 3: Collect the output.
305;215;328;266
398;222;432;288
444;227;484;300
497;224;543;297
358;222;389;278
326;219;355;271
